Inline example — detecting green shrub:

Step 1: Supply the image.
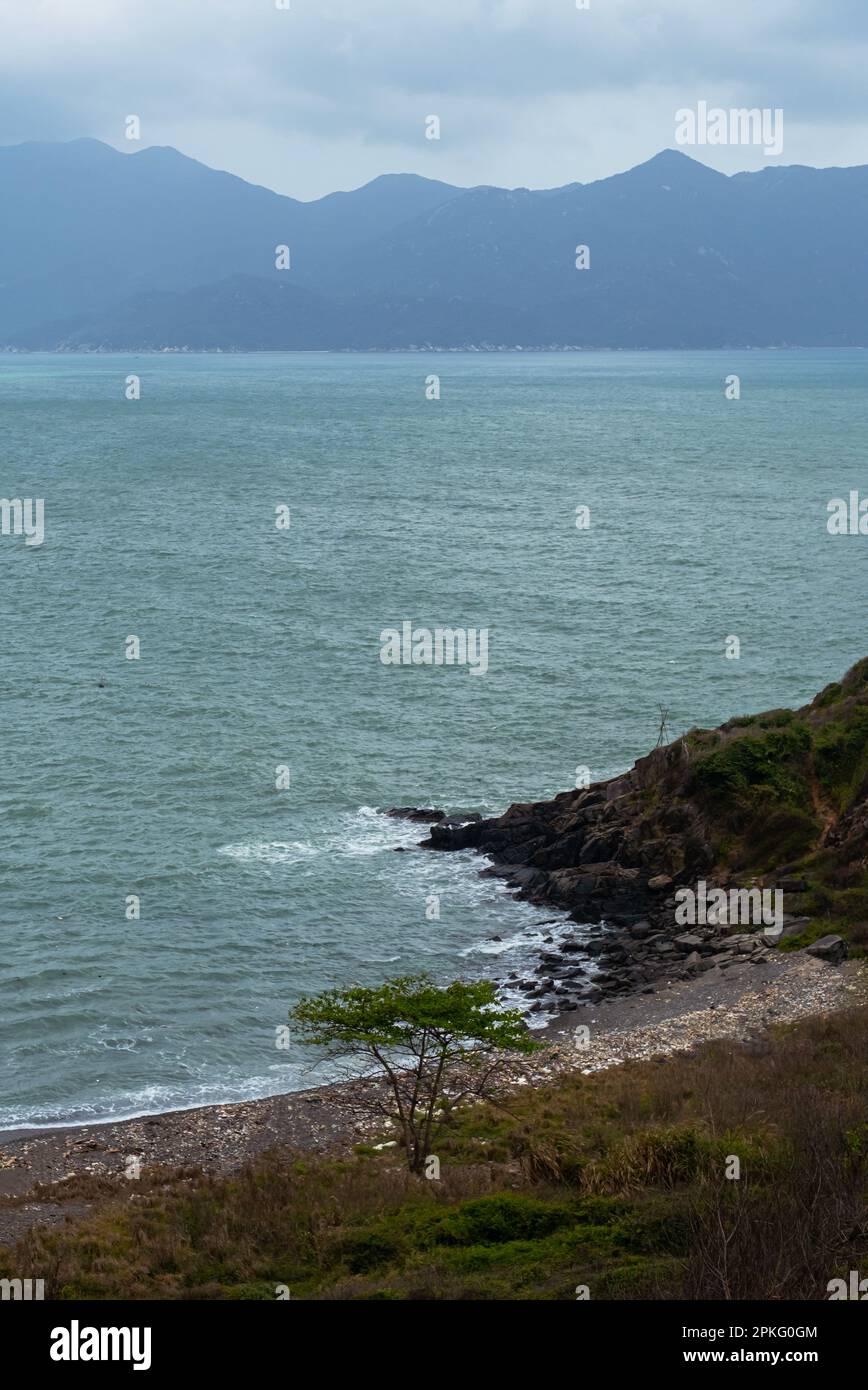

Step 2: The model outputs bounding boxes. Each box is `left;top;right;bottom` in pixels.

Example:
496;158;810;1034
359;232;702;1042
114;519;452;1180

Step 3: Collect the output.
693;724;812;804
432;1194;576;1246
814;708;868;810
333;1230;405;1274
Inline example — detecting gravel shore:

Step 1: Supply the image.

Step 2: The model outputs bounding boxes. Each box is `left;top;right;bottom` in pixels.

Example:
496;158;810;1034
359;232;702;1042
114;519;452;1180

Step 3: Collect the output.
541;949;867;1068
1;947;863;1247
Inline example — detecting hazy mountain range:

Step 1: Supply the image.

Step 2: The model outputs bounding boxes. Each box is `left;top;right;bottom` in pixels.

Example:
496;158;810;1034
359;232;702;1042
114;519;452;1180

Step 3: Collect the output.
2;138;868;350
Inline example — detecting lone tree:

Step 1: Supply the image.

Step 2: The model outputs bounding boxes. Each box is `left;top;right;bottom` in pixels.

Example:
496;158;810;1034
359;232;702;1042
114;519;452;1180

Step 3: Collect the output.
290;974;539;1174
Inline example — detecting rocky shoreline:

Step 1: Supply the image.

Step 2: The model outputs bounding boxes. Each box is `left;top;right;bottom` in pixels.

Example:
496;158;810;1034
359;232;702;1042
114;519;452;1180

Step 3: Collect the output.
388;658;868;1019
387;803;845;1022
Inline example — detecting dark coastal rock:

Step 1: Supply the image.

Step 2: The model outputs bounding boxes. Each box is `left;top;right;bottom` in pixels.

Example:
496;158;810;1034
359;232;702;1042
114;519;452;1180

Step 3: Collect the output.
579;986;603;1004
519;834;553;857
547;867;601;903
386;806;446;822
673;933;705;951
579;829;624;864
647;873;674;892
805;935;848;964
424;814;484;850
505;866;547;891
529;830;586;869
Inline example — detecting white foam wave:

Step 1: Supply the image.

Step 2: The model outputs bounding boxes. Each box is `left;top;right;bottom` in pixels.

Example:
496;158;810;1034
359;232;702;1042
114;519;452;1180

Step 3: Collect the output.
218;840;319;864
217;806;425;866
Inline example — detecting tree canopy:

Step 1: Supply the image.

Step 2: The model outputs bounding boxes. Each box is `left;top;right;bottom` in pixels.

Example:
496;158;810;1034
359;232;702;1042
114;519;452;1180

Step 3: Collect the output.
290;974;538;1173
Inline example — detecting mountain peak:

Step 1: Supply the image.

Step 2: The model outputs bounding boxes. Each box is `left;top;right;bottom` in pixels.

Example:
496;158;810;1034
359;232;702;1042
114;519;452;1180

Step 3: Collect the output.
627;148;727;180
316;171;463;203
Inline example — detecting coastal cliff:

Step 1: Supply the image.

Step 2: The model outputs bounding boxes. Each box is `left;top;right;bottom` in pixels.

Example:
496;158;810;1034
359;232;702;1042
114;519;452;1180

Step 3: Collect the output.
415;658;868;1013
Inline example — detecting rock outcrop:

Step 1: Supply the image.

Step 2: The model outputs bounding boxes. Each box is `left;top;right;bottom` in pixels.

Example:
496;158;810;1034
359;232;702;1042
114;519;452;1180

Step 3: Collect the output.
403;658;868;1014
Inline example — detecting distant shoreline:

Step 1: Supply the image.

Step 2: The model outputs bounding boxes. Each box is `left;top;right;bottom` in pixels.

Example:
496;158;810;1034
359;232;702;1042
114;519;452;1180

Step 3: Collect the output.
3;345;867;356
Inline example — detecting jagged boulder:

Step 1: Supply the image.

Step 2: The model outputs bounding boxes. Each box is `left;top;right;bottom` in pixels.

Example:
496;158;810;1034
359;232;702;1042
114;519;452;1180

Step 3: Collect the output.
806;935;848;964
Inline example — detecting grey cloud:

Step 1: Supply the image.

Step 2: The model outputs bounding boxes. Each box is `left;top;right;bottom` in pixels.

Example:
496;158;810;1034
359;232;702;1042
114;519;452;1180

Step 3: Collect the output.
0;0;866;197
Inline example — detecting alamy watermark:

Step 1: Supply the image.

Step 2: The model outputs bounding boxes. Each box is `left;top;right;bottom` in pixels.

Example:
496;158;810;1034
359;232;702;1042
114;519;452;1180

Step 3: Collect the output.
675;102;784;157
1;1277;44;1300
379;622;489;675
50;1322;151;1370
827;491;868;535
827;1271;868;1299
675;880;783;930
1;497;44;546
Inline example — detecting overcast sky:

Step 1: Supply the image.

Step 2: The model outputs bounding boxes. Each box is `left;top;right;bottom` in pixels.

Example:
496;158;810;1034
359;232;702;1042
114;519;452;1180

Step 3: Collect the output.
1;0;867;200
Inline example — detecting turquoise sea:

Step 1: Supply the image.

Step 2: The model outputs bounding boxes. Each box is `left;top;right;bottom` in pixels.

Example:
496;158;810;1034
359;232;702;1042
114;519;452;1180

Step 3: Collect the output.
1;349;866;1127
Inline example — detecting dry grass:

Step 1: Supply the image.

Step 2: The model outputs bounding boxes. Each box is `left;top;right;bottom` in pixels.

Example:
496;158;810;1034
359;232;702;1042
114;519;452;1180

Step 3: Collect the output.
2;1007;867;1300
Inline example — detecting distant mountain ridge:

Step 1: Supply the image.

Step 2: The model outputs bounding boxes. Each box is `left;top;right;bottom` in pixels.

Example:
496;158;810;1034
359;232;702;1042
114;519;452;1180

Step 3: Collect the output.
3;140;868;349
